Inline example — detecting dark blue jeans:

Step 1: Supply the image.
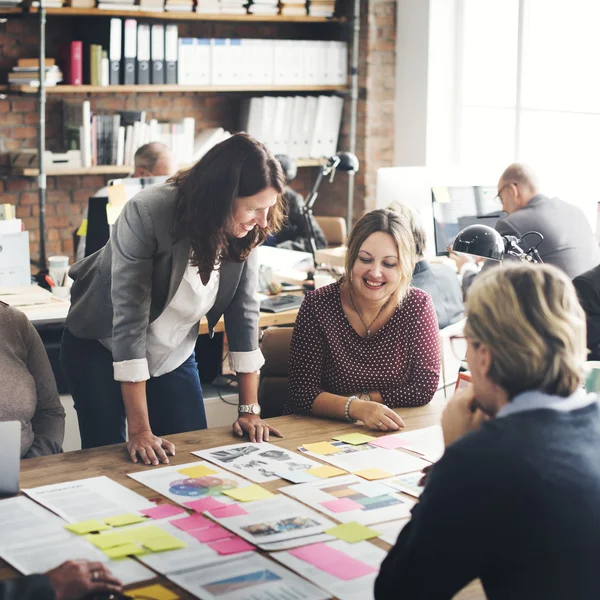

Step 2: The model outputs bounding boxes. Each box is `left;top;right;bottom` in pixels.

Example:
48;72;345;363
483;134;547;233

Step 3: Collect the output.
61;328;208;449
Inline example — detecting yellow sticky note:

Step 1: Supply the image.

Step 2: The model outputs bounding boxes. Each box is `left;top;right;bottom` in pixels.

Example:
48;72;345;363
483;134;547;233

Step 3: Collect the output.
222;484;274;502
76;219;88;237
142;536;187;552
305;465;347;479
303;442;341;455
120;525;168;543
177;465;218;478
432;186;451;204
65;519;110;535
325;522;381;543
103;542;146;559
86;531;130;549
333;433;376;445
353;468;393;481
107;183;127;207
126;584;179;600
104;513;148;527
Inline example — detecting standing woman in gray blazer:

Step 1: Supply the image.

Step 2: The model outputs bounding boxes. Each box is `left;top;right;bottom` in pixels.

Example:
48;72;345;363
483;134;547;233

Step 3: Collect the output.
61;134;285;465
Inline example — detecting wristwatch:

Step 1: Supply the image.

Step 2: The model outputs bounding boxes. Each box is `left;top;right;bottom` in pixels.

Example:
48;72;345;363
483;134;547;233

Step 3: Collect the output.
238;403;261;416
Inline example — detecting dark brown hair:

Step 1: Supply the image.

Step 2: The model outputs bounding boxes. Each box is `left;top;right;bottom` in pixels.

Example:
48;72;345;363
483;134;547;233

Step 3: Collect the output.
170;133;285;273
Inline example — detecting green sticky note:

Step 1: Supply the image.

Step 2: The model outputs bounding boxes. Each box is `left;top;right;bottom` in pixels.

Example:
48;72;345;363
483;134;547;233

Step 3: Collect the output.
76;219;88;237
222;485;274;502
103;542;146;559
178;465;218;478
303;442;341;455
65;519;111;535
325;522;381;543
104;513;148;527
142;536;188;552
120;525;168;543
305;465;346;479
86;531;129;549
333;433;376;445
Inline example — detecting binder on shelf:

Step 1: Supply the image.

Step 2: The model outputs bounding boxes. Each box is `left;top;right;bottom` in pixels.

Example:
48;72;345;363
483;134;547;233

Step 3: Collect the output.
123;19;136;85
109;18;122;85
165;24;178;85
178;38;195;84
137;24;150;85
151;24;165;85
195;38;211;85
60;41;83;85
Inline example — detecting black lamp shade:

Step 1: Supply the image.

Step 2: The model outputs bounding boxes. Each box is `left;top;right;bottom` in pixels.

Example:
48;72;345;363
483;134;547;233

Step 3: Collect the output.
335;152;359;173
452;224;504;261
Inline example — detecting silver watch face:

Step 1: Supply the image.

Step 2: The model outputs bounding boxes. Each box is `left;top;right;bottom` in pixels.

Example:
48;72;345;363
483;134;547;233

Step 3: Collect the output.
251;404;261;415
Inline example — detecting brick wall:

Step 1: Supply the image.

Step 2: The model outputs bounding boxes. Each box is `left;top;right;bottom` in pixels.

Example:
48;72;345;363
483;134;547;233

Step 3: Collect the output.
0;2;397;264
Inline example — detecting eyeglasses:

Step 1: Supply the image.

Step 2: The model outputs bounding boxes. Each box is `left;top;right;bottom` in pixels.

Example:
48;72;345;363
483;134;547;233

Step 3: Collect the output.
450;335;468;361
495;182;517;203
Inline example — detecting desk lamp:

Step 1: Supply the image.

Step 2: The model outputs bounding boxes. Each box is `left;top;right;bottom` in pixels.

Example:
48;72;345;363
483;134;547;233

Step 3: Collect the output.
452;224;544;264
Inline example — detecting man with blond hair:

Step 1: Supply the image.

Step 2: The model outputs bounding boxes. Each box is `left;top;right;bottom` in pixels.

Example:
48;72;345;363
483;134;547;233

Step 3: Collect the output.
460;163;600;291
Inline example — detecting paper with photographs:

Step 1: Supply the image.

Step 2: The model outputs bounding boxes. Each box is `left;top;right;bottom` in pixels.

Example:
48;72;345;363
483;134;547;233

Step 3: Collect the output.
193;442;321;483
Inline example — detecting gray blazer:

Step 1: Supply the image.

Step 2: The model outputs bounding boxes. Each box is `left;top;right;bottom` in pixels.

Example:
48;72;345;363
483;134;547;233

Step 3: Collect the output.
67;183;261;363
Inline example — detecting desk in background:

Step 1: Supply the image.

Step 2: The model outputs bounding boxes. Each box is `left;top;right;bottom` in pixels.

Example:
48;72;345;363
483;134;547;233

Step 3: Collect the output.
0;400;485;600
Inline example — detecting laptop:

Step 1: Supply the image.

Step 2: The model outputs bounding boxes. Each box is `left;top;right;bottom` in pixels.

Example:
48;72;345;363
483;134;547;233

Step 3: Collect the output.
0;421;20;495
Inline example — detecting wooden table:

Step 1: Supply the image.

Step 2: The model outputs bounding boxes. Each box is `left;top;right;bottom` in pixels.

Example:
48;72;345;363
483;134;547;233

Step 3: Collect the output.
199;305;300;335
0;398;485;600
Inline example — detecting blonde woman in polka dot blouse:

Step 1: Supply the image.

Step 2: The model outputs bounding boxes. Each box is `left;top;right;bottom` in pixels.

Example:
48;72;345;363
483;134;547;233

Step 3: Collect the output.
284;209;441;431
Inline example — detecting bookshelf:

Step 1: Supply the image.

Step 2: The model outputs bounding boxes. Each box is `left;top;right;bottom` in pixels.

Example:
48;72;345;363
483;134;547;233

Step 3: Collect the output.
14;2;359;267
31;7;345;23
10;158;325;177
8;84;347;95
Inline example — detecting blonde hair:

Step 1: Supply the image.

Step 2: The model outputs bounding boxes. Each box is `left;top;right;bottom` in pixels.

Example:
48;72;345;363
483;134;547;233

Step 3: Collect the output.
344;209;416;302
387;201;427;258
465;263;586;398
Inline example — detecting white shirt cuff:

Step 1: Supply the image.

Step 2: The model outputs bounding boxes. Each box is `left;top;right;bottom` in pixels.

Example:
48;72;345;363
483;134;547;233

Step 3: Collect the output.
113;359;150;382
458;262;479;283
229;348;265;373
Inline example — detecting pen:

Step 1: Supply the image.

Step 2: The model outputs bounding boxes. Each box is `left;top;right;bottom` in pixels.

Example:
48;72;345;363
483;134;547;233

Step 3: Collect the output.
44;274;55;288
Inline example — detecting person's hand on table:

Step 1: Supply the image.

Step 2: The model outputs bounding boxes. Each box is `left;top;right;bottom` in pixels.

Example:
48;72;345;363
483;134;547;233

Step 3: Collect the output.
127;429;175;465
350;400;405;431
233;414;283;442
441;383;489;447
46;560;122;600
447;249;474;272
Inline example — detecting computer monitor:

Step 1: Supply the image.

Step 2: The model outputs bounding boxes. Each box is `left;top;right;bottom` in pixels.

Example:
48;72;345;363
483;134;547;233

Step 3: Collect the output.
432;185;504;255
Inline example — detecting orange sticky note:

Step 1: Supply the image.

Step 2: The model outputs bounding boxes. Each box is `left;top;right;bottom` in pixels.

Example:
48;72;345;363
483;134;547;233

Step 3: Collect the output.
303;442;341;455
353;468;393;481
305;465;346;479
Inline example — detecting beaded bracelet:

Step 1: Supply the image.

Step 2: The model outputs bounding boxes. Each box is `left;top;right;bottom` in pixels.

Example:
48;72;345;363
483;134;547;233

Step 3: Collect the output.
345;396;359;423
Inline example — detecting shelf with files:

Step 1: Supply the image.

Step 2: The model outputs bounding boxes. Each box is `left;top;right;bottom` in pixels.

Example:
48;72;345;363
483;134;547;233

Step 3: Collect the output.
5;84;348;94
8;158;326;177
28;7;345;23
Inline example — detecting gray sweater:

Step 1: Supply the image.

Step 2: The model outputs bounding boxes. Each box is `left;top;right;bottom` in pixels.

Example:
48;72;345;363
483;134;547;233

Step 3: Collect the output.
0;303;65;457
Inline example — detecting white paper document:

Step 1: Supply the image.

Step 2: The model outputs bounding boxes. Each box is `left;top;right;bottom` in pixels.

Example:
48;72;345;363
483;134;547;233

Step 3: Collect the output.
273;540;387;600
377;519;410;547
128;460;254;506
380;426;445;462
23;476;155;522
206;495;336;548
0;497;153;585
280;474;414;525
382;471;425;498
193;442;321;483
300;444;430;477
168;553;330;600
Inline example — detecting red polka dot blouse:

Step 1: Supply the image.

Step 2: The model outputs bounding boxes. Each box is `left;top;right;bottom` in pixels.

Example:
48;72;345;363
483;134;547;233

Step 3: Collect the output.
284;282;441;415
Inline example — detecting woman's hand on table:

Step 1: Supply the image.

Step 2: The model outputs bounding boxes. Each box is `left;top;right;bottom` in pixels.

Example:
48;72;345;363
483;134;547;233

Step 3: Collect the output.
350;400;405;431
127;429;175;465
233;414;283;442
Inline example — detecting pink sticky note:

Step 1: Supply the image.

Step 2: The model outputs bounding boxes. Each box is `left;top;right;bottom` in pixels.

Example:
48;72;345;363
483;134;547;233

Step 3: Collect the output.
171;514;213;532
184;497;227;512
369;436;412;450
208;536;255;555
321;498;365;513
189;524;231;542
208;504;249;518
289;543;377;581
140;505;186;520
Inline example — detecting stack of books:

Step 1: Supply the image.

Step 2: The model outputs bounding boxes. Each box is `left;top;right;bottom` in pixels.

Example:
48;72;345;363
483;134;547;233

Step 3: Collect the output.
281;0;306;16
165;0;193;12
220;0;246;15
97;0;138;10
248;0;278;15
196;0;220;12
139;0;164;11
308;0;335;17
8;58;63;88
